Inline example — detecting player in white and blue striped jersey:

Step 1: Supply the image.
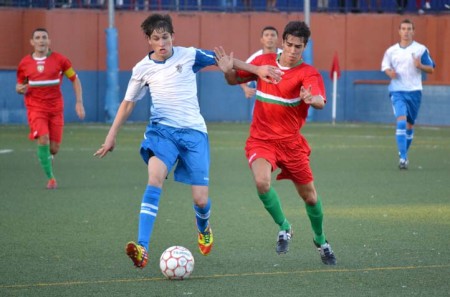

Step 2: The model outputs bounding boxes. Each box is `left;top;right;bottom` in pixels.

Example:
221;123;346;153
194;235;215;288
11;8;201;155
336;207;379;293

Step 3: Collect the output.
94;13;282;268
381;18;435;170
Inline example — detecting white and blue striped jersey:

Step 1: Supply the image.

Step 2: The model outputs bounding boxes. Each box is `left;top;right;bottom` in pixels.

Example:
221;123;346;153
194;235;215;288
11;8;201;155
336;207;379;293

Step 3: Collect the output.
381;41;435;92
124;46;216;133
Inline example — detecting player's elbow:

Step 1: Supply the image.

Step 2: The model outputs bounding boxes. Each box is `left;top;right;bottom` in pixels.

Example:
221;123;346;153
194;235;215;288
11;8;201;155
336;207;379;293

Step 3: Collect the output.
312;96;325;109
314;103;325;110
225;77;239;85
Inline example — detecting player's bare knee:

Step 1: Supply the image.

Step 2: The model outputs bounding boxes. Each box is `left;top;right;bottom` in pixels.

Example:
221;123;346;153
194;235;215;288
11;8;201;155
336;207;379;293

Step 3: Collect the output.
148;176;164;188
193;197;208;208
303;194;318;206
255;179;271;194
38;135;50;145
192;187;209;207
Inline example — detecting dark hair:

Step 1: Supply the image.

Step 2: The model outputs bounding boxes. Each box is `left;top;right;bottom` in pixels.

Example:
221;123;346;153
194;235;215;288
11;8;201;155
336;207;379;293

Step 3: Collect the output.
261;26;278;36
32;28;48;38
282;21;311;45
400;18;414;29
141;14;174;37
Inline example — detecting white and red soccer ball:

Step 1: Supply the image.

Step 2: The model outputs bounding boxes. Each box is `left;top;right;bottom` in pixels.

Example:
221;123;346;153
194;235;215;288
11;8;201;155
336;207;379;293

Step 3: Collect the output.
159;246;194;280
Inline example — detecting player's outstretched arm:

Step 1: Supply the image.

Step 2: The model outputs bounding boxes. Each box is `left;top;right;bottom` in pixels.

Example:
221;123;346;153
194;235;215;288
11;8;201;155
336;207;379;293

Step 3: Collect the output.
214;46;239;85
215;46;282;85
94;100;136;158
232;59;282;84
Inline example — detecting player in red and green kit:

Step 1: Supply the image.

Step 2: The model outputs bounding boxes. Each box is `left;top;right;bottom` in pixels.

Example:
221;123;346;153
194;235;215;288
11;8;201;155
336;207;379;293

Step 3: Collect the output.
215;21;336;265
16;28;85;189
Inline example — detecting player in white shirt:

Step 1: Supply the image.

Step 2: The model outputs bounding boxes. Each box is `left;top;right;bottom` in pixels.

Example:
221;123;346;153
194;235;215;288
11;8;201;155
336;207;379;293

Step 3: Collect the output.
124;46;212;133
94;14;282;268
381;18;435;170
241;26;282;99
240;26;282;120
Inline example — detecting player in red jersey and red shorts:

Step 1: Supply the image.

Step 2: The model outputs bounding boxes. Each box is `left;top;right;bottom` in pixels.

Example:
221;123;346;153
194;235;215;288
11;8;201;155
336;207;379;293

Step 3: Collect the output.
16;28;85;189
215;21;336;265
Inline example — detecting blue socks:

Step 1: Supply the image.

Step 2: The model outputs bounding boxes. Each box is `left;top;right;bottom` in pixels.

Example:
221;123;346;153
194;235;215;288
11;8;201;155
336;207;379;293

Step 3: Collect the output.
138;185;162;250
406;128;414;152
396;120;407;160
136;186;210;249
194;198;211;233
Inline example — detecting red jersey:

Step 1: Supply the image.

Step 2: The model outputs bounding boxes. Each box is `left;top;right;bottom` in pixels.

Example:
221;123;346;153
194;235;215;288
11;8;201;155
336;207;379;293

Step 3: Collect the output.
236;53;326;141
16;51;77;112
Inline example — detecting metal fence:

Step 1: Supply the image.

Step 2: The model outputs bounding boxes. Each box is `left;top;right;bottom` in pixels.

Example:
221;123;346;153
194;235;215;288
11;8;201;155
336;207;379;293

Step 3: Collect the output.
1;0;449;14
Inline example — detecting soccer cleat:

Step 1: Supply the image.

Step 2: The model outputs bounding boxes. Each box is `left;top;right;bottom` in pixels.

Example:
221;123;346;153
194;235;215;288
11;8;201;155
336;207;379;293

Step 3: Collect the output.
398;158;409;170
198;226;213;256
314;240;337;265
276;228;293;255
125;241;148;268
46;178;57;190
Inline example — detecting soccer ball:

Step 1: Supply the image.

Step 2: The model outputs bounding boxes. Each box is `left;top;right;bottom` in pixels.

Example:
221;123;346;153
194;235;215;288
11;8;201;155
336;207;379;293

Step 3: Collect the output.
159;246;195;280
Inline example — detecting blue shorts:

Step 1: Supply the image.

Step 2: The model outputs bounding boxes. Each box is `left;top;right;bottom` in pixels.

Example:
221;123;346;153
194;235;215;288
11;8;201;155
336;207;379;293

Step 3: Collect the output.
390;91;422;125
140;122;210;186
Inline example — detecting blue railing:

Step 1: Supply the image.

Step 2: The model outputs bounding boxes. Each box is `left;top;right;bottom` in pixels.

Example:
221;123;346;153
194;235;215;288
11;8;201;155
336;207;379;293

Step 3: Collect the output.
1;0;449;13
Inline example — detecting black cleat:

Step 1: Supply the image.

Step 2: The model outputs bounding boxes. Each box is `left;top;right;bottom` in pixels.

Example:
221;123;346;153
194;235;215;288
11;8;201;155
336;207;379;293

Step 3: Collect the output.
314;240;337;265
276;228;293;254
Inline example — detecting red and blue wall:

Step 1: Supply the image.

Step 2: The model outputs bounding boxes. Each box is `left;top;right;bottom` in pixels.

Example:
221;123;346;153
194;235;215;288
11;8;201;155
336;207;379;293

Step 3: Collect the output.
1;9;449;125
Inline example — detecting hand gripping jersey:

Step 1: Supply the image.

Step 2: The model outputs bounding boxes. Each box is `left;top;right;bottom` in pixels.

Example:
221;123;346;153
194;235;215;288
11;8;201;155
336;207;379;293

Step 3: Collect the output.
236;53;326;141
124;46;216;133
245;48;283;89
16;51;76;112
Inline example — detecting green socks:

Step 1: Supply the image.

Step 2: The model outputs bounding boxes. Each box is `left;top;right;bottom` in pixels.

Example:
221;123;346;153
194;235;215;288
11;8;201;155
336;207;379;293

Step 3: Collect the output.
305;197;326;245
37;145;54;179
258;187;327;244
258;187;290;231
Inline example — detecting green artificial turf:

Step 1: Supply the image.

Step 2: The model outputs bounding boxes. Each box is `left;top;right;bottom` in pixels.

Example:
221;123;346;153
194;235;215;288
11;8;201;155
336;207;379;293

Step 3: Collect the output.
1;122;449;296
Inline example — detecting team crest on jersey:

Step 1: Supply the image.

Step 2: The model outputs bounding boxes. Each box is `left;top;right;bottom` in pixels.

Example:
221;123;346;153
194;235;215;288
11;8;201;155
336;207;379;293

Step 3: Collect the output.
176;64;183;73
37;65;44;73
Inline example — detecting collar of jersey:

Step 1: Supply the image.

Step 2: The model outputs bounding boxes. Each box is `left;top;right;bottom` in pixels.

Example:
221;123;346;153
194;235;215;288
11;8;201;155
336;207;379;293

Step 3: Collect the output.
148;48;174;64
398;41;414;49
31;50;52;60
276;53;303;69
